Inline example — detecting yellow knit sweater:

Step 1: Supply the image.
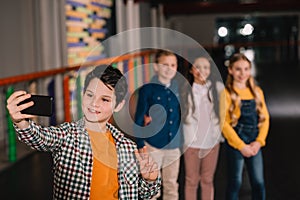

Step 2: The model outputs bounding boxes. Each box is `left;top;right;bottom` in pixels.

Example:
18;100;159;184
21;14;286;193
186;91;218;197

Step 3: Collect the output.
219;86;270;150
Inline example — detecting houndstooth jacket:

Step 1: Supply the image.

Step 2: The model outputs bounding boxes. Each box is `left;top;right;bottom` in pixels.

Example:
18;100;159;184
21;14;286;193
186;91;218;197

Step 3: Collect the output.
15;119;161;199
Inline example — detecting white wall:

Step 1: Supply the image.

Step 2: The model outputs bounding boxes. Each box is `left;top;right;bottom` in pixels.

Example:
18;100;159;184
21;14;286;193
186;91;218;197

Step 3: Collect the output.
0;0;67;79
0;0;36;78
139;2;152;28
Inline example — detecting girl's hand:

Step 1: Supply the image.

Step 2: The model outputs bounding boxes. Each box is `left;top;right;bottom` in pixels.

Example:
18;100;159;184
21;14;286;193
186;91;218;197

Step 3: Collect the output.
135;146;158;181
240;144;255;157
250;141;261;155
143;115;152;126
6;90;35;129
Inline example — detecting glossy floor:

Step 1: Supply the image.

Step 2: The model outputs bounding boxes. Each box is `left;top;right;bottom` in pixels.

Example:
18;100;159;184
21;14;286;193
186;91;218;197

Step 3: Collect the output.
0;117;299;200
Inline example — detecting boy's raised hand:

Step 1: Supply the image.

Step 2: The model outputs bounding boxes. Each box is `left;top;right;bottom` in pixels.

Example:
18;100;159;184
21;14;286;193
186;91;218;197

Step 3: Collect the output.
6;90;35;129
135;146;158;181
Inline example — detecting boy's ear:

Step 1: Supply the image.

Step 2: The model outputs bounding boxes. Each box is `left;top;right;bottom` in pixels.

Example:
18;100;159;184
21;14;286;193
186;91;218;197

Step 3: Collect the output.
153;63;158;72
114;100;125;112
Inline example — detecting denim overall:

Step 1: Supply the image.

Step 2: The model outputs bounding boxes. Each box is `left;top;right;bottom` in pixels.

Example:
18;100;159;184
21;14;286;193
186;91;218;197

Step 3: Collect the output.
226;99;265;200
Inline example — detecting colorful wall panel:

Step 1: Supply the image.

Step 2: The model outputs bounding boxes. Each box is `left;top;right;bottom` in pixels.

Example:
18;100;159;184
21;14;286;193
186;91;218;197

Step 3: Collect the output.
65;0;113;65
65;1;156;121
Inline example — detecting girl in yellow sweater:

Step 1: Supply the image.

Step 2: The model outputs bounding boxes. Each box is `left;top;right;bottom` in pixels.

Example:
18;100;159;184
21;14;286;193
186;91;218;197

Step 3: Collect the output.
220;53;270;200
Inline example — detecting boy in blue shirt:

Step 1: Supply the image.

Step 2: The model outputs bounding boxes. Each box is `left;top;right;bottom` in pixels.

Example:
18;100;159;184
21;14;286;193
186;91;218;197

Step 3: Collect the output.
134;49;182;199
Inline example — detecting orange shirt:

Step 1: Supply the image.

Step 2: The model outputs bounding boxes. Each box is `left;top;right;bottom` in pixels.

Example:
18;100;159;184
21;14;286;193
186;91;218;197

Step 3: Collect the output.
88;129;118;200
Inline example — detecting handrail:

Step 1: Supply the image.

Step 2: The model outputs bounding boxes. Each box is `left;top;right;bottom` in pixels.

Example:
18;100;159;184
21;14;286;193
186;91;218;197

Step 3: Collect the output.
0;49;156;163
0;51;152;86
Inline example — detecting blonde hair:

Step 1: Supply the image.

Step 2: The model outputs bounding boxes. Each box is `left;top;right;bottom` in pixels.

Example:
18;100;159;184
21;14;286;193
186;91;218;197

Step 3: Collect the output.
226;53;265;127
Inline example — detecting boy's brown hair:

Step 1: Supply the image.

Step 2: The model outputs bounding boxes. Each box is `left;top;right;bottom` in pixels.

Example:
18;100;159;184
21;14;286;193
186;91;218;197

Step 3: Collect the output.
154;49;176;63
83;65;128;106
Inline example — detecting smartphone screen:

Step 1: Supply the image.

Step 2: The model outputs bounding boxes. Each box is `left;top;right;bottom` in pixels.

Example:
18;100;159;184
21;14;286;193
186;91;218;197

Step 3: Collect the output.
18;95;54;116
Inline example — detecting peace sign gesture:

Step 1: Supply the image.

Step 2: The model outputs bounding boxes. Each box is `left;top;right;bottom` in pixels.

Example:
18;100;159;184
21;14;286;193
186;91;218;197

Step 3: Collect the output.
135;146;159;181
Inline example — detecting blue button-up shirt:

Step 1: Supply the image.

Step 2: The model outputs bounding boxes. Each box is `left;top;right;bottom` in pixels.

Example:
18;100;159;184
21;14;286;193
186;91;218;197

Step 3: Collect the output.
134;75;182;149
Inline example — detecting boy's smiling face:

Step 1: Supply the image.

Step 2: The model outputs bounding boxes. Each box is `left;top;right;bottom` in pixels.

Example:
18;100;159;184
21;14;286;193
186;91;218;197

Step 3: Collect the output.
154;55;178;84
82;78;117;129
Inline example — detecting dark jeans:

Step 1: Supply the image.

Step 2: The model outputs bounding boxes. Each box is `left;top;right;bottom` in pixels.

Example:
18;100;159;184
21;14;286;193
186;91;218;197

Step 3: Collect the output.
226;99;265;200
225;142;265;200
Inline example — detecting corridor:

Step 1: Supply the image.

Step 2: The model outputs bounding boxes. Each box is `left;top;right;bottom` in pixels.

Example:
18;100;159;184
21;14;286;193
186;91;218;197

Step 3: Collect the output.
0;61;299;200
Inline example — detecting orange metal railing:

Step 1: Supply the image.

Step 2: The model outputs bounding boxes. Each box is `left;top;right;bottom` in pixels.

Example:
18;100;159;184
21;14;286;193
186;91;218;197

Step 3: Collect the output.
0;50;155;162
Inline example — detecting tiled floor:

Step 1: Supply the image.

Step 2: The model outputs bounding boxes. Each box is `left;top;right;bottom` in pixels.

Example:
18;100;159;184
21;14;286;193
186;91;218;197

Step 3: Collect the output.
0;151;53;200
0;141;34;172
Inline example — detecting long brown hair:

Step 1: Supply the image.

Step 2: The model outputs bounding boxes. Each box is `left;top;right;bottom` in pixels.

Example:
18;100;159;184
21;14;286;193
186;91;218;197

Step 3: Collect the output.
181;57;219;123
226;53;265;127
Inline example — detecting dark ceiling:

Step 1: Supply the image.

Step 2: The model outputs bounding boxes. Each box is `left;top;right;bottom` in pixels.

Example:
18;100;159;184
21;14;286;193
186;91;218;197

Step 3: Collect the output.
135;0;300;16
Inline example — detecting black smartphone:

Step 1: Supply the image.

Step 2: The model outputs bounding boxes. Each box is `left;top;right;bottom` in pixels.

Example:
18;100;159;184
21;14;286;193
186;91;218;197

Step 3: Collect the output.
18;95;54;116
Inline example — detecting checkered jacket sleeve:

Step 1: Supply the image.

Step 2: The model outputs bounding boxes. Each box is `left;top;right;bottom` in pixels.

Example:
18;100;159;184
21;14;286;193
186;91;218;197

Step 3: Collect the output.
14;120;70;152
14;119;93;199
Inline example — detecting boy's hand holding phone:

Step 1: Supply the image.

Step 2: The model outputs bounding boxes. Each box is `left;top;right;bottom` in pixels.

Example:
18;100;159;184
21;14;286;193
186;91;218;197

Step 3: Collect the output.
6;91;53;129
